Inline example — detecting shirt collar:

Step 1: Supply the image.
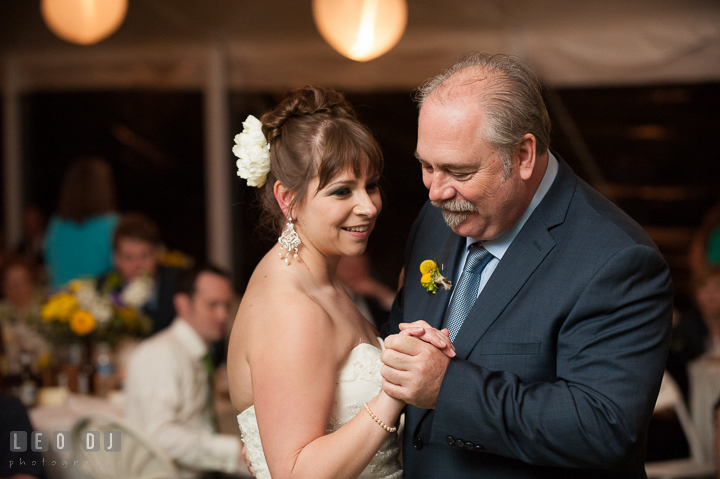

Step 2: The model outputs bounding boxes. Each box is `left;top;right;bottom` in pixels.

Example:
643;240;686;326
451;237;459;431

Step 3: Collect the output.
170;317;208;360
467;151;559;259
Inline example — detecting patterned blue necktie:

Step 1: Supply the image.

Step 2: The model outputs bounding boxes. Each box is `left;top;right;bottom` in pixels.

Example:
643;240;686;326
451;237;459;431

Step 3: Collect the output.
445;243;494;342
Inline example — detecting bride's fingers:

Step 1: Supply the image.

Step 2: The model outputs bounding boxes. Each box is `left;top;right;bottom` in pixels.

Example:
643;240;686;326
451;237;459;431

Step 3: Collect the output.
400;328;455;357
399;321;431;331
399;327;426;336
402;328;447;349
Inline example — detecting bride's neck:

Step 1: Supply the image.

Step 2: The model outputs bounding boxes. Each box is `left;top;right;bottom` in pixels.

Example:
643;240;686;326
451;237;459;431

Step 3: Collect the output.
287;243;341;287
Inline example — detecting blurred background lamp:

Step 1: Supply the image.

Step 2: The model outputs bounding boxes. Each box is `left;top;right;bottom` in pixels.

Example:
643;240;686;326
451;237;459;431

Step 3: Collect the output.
313;0;408;62
41;0;128;45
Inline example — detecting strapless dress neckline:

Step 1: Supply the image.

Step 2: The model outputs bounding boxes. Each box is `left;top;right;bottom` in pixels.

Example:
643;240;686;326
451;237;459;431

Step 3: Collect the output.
237;337;403;479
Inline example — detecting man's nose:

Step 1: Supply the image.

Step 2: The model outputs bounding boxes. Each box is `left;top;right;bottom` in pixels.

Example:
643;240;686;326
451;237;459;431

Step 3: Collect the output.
428;173;455;202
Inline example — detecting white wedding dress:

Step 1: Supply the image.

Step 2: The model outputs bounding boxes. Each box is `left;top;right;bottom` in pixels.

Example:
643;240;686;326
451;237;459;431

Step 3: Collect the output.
237;337;403;479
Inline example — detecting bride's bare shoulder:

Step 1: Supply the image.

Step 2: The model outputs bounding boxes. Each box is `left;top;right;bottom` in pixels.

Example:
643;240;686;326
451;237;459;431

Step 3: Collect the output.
236;255;335;356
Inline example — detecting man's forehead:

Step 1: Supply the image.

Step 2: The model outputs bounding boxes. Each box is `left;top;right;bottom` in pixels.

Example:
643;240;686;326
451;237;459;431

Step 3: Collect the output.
426;67;494;107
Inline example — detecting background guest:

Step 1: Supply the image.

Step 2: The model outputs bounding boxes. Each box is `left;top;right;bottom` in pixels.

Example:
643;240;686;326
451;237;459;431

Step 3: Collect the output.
43;157;118;289
0;255;49;384
124;264;242;479
14;205;47;267
0;255;43;312
689;200;720;278
0;395;48;479
98;213;181;334
667;265;720;397
337;253;396;332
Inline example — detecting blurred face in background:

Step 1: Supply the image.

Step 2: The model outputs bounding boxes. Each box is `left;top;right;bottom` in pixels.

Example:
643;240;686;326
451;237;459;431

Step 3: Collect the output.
3;264;34;308
697;272;720;322
174;272;234;344
115;237;158;282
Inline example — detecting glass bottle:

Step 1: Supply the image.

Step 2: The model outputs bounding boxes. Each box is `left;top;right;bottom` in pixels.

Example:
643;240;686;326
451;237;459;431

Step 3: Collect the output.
18;350;39;407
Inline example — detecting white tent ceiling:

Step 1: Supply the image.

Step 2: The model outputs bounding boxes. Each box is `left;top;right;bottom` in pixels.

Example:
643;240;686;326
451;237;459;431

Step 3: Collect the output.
2;0;719;271
1;0;719;92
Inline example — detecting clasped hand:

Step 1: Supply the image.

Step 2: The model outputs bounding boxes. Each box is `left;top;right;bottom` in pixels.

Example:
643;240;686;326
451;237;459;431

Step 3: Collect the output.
381;321;454;409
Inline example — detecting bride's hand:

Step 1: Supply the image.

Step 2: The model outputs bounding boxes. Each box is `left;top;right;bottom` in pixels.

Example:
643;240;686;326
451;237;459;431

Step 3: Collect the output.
399;321;456;358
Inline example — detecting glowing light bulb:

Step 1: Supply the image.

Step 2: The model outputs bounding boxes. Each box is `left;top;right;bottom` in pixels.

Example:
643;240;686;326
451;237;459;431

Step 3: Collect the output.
313;0;408;62
41;0;128;46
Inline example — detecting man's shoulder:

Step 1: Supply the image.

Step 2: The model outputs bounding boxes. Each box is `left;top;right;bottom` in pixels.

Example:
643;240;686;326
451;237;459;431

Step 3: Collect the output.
544;161;659;254
128;327;182;366
569;178;659;252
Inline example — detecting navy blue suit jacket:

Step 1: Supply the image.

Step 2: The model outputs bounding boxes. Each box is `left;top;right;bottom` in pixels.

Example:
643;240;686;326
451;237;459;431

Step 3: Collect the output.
386;157;673;478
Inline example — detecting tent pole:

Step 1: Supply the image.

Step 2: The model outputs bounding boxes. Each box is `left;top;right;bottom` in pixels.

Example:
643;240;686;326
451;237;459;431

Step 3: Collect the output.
3;57;23;252
203;47;232;273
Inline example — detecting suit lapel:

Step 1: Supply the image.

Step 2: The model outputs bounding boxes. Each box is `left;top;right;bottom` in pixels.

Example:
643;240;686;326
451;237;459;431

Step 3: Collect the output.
451;155;577;357
452;216;556;356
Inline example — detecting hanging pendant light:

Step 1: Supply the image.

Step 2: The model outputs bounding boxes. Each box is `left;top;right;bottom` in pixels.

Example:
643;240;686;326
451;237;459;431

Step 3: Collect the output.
312;0;408;62
41;0;128;45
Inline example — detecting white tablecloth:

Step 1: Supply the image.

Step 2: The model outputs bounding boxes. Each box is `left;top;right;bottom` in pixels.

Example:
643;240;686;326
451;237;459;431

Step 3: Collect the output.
28;392;249;479
28;393;125;479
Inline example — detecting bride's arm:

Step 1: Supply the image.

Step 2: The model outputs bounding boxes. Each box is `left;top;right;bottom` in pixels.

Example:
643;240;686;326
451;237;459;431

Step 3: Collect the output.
249;293;403;479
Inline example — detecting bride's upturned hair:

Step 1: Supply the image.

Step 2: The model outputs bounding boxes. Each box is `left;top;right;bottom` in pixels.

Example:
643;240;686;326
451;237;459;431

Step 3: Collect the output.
256;86;383;235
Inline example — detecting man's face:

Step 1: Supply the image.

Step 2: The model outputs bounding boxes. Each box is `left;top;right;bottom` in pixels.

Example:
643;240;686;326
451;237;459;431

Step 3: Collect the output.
180;272;234;343
697;274;720;320
416;97;530;241
114;237;157;282
3;265;33;308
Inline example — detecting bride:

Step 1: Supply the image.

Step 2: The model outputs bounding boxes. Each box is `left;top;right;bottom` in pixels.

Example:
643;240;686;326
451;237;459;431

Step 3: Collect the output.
227;86;452;479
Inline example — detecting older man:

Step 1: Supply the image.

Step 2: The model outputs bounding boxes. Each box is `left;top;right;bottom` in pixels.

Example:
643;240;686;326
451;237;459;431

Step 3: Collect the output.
125;264;242;479
381;53;673;477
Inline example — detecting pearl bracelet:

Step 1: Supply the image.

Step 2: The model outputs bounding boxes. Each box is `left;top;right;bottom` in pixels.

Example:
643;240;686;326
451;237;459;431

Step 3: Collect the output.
363;403;397;433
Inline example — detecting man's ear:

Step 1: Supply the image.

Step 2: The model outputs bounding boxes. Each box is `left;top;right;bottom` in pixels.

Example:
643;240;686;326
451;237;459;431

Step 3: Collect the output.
273;181;295;219
514;134;537;181
173;293;190;318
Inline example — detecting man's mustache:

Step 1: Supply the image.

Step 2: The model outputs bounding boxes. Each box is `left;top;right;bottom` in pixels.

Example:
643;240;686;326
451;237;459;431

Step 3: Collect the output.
431;200;478;213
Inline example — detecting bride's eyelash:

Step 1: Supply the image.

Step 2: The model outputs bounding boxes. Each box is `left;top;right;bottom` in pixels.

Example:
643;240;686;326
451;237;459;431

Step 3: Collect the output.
331;187;352;196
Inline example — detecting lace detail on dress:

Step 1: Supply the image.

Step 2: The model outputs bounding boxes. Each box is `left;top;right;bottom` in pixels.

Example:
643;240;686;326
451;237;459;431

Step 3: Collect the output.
338;345;384;389
238;338;402;479
237;406;271;479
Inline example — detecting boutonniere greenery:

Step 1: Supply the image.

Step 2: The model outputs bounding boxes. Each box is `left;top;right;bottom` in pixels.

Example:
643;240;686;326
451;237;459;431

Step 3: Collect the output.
420;259;452;294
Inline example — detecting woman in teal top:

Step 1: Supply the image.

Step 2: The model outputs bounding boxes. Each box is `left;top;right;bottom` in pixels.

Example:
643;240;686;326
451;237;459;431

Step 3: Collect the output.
43;157;119;289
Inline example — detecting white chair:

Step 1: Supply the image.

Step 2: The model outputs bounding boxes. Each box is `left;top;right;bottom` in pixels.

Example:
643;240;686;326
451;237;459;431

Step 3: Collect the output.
71;413;181;479
645;371;716;479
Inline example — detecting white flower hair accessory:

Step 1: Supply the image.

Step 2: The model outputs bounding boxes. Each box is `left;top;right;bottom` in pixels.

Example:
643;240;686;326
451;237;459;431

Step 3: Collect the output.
233;115;271;187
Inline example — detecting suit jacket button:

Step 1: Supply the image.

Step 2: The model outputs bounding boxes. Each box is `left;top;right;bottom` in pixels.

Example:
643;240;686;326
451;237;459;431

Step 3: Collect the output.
413;437;423;450
464;441;474;451
455;439;464;448
445;435;455;446
474;444;484;452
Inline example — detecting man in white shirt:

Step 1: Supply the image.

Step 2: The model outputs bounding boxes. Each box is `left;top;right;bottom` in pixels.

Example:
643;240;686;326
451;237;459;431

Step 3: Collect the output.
125;264;242;479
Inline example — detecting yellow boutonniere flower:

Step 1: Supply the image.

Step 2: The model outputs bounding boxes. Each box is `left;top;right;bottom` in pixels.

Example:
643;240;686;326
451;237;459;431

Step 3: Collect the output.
419;259;452;294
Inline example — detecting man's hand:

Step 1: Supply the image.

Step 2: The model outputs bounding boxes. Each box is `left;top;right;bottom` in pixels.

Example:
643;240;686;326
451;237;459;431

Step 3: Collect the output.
381;333;451;409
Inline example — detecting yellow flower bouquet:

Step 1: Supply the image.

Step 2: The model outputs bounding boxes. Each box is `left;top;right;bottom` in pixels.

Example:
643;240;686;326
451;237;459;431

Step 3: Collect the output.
41;279;152;346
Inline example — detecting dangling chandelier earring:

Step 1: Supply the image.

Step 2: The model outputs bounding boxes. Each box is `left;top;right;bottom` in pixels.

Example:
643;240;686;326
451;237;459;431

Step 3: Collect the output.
278;216;301;265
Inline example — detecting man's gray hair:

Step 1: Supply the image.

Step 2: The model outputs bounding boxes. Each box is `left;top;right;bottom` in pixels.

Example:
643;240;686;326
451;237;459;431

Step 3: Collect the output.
415;52;551;177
